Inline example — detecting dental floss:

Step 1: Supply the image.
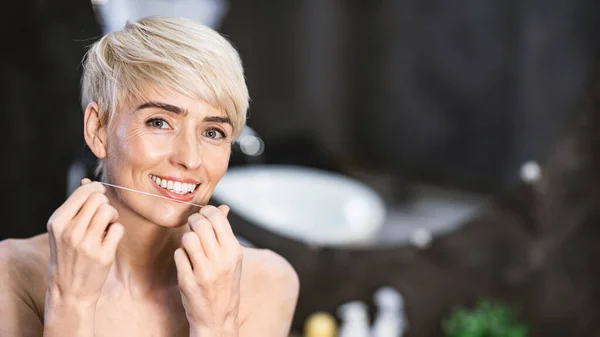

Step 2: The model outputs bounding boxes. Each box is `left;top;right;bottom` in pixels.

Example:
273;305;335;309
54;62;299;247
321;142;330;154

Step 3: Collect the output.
99;182;204;208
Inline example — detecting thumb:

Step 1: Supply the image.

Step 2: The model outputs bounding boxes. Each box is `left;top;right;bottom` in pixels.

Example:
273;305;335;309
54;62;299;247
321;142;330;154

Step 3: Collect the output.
81;178;92;185
218;204;230;217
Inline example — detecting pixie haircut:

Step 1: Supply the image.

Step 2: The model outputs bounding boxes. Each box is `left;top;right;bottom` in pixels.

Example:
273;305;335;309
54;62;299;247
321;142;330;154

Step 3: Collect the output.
80;16;249;175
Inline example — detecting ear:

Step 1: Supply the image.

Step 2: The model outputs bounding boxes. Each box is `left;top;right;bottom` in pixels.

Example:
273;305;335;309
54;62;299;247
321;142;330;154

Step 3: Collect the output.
83;102;108;159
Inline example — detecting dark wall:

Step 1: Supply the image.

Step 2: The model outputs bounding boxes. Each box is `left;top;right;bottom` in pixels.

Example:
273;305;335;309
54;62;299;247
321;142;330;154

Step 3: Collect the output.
0;1;102;240
221;0;600;194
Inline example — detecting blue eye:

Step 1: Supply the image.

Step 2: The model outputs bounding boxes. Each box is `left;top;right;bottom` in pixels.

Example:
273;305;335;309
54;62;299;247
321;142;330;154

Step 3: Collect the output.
146;118;170;129
203;128;226;140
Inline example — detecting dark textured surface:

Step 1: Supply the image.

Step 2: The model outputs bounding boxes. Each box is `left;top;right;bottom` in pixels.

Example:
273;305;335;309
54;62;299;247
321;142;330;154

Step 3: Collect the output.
221;0;600;194
222;63;600;336
0;1;102;240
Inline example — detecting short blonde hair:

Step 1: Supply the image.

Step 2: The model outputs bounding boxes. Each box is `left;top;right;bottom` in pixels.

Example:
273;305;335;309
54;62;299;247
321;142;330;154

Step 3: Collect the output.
81;16;249;176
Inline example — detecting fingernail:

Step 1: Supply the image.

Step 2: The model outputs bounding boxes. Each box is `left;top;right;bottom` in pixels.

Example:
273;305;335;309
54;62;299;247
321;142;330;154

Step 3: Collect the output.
95;181;106;192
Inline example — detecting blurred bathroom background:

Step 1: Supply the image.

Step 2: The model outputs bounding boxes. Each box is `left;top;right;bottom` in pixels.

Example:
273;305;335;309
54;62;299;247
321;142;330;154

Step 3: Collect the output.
2;0;600;336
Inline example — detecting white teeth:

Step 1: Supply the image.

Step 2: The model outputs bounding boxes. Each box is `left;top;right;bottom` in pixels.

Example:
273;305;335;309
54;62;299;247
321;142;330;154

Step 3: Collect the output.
150;175;198;194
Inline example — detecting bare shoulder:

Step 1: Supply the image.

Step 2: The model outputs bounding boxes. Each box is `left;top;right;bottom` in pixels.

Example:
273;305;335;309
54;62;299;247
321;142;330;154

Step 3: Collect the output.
0;234;49;300
240;246;299;292
238;246;300;322
0;234;49;326
0;233;48;275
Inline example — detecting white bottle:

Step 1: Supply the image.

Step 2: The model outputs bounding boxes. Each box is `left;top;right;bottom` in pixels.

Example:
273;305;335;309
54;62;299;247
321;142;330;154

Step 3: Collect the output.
371;286;408;337
337;300;371;337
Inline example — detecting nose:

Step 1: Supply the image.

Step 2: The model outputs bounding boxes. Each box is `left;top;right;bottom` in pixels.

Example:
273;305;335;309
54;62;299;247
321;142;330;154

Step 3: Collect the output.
170;130;202;170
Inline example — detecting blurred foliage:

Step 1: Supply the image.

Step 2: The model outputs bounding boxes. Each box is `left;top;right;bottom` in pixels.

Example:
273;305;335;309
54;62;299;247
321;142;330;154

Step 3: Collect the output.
443;299;529;337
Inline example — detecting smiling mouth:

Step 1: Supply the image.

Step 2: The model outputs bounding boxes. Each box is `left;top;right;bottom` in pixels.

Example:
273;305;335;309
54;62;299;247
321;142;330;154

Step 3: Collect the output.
150;175;199;195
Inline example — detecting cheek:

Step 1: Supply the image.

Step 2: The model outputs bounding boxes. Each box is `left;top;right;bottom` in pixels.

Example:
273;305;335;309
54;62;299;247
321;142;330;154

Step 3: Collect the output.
203;145;231;180
108;126;170;170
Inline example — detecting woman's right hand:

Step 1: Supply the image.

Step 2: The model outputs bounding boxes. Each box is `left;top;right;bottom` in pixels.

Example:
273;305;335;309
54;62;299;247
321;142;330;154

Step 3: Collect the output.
45;178;124;305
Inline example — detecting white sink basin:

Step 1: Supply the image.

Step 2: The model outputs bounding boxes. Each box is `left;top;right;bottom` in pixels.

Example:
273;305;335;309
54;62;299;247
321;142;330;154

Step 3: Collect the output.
212;165;387;247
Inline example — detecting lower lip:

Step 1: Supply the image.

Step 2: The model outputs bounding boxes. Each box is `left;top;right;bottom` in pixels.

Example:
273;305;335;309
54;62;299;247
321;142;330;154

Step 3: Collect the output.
151;179;198;202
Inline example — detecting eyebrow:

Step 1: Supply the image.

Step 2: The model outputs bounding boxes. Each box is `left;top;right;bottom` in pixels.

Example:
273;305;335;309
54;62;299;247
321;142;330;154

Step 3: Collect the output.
136;101;232;125
204;116;232;125
136;101;187;115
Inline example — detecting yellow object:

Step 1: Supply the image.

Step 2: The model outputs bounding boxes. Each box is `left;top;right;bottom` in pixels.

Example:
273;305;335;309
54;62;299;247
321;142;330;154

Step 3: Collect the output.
304;311;338;337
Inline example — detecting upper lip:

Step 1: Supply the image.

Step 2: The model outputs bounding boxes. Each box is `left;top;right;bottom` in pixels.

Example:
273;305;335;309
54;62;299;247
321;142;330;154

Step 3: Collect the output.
150;174;201;185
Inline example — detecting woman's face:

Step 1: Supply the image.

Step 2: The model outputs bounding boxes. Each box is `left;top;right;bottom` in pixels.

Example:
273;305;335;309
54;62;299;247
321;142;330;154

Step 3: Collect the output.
101;90;233;227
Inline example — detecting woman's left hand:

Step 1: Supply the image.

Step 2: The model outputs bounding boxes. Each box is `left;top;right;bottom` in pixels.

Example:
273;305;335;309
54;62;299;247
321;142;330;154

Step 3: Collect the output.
174;204;243;337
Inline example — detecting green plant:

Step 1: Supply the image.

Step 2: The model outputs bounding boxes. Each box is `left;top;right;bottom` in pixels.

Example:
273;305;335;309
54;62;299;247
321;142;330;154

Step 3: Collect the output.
442;299;528;337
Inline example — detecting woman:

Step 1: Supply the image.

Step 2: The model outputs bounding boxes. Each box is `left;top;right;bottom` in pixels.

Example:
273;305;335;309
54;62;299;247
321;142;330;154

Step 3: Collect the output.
0;16;299;337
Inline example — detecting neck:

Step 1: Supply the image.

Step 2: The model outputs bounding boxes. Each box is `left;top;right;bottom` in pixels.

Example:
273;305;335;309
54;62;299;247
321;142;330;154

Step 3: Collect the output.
104;194;190;298
115;223;184;281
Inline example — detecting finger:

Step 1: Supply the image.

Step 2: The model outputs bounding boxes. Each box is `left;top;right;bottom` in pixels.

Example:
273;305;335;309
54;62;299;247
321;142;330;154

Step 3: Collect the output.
174;247;193;278
188;213;220;260
218;204;230;217
181;231;206;270
81;178;92;185
52;182;106;225
85;204;119;245
101;222;124;254
86;203;119;242
70;192;109;240
200;205;235;246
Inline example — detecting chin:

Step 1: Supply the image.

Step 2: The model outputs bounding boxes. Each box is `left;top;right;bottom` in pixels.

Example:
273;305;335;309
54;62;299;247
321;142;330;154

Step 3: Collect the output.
135;202;198;228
